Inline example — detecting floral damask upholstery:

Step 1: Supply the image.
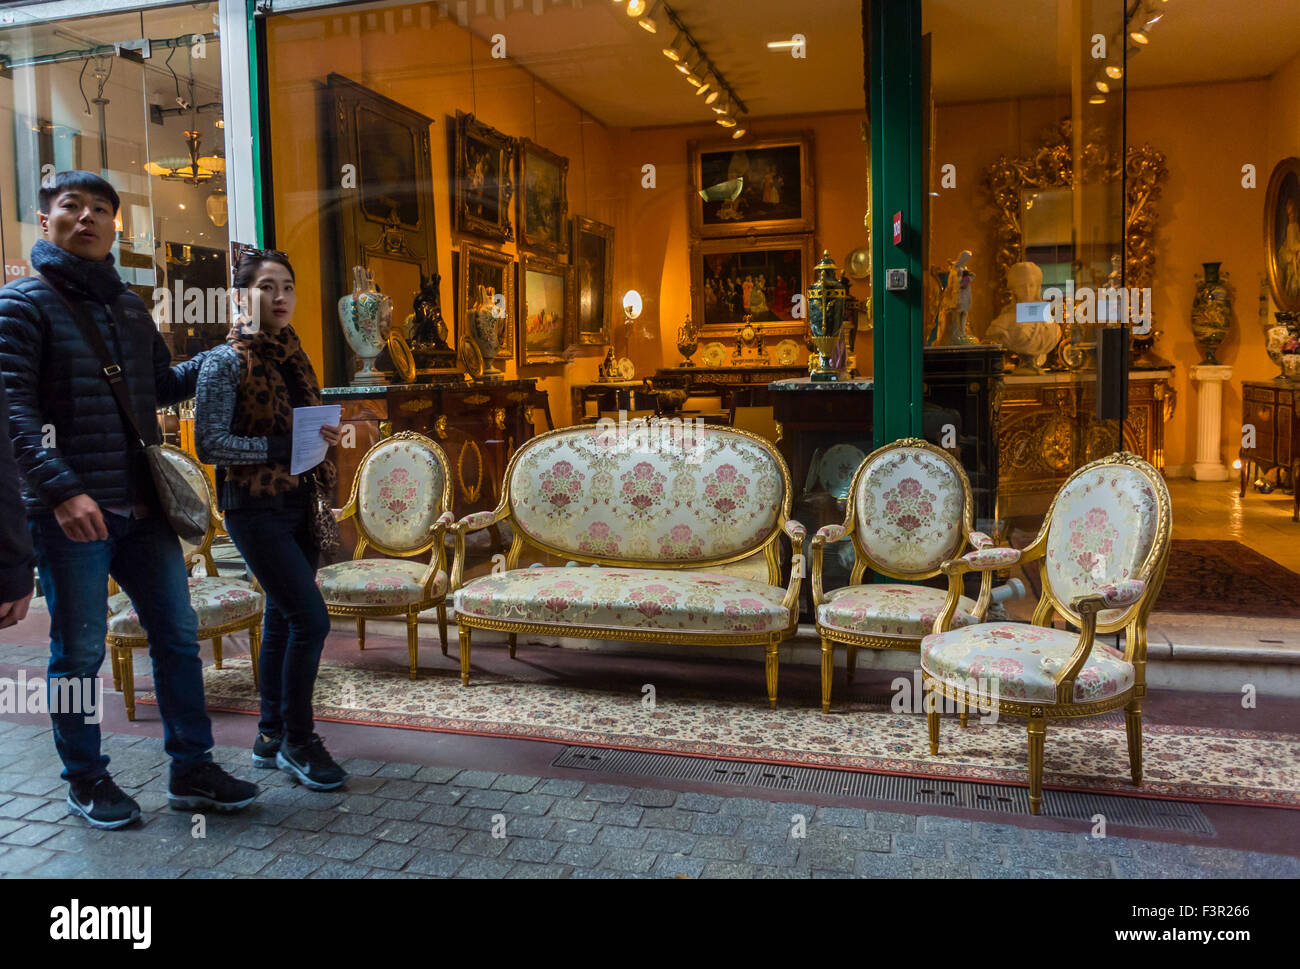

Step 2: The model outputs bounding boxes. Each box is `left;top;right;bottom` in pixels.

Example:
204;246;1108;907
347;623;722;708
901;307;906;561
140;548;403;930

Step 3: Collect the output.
817;583;979;638
506;427;783;563
108;577;262;638
853;448;965;573
356;438;448;551
1044;465;1159;623
921;622;1135;703
455;567;792;634
317;559;448;607
963;546;1021;568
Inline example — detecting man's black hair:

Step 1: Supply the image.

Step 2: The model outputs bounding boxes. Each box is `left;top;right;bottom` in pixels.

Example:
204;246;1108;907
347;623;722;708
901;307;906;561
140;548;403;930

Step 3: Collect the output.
38;170;121;215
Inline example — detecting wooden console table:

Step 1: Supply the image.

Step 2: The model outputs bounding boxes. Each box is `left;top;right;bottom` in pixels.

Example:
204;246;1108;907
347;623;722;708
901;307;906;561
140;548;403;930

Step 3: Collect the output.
1240;379;1300;520
322;378;546;521
649;364;805;411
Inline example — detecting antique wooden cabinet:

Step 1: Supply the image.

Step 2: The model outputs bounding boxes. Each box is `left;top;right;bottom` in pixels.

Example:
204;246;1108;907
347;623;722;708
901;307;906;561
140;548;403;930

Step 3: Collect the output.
322;379;546;521
997;369;1174;516
1239;379;1300;520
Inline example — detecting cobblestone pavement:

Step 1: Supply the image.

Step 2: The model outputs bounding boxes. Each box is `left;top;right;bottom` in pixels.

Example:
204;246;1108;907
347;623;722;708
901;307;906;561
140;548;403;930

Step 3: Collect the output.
1;721;1297;879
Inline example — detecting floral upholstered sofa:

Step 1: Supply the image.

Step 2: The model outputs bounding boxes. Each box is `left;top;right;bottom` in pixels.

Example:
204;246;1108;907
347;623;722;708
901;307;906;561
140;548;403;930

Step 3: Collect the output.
450;423;805;706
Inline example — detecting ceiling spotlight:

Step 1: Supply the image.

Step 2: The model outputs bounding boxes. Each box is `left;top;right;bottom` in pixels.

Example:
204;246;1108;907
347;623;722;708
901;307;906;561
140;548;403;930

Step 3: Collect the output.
1089;93;1107;104
732;126;746;140
712;99;731;115
637;1;661;32
686;70;703;87
695;78;712;96
661;30;685;61
1129;28;1150;44
1105;65;1123;79
704;88;720;105
716;116;737;128
625;0;646;17
1095;80;1109;93
675;55;696;76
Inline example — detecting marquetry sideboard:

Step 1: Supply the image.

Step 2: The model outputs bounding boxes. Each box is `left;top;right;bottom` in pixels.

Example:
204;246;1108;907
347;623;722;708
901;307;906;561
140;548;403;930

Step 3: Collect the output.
997;369;1174;516
322;378;548;522
1239;379;1300;521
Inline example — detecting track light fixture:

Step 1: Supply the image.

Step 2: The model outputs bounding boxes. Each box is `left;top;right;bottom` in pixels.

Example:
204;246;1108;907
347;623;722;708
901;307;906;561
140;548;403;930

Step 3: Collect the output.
623;1;747;125
661;30;685;61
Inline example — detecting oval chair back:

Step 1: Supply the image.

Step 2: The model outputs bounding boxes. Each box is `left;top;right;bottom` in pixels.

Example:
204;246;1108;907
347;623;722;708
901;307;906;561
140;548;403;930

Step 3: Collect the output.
843;437;976;582
347;431;454;559
1034;451;1171;633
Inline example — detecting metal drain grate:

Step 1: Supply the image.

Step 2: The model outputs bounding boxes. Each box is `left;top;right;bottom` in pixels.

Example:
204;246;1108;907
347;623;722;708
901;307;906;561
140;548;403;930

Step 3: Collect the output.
551;745;1215;835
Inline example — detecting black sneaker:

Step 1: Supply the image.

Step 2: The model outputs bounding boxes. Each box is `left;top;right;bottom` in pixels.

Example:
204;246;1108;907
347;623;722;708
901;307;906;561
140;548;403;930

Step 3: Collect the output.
276;734;348;791
252;732;282;769
67;775;141;830
168;761;259;812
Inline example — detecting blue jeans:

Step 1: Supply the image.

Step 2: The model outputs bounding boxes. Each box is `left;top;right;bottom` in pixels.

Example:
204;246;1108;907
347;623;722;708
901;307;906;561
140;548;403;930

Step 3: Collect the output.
30;511;214;782
223;498;330;747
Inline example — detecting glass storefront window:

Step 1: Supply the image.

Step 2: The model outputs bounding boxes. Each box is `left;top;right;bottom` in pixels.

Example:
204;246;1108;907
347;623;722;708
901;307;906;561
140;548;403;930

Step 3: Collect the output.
0;1;230;363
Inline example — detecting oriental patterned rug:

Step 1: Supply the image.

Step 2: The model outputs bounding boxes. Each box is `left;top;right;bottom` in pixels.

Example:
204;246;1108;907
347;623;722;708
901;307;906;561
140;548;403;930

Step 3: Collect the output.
1156;540;1300;618
140;655;1300;809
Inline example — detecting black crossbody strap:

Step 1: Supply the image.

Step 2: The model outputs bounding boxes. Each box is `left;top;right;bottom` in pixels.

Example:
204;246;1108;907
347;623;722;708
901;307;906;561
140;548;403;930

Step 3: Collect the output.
34;274;148;448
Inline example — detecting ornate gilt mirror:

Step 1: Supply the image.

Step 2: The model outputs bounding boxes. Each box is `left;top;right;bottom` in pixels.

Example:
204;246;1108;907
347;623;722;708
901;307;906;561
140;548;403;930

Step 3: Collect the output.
982;120;1167;367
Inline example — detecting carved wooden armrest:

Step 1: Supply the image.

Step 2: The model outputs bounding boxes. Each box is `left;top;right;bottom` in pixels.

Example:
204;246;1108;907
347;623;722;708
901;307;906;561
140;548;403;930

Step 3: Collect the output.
781;519;807;616
809;523;849;608
449;507;509;592
968;530;994;550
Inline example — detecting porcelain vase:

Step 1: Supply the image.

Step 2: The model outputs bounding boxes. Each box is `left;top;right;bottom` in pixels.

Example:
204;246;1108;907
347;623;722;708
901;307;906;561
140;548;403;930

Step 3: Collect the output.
338;266;392;386
1191;262;1233;365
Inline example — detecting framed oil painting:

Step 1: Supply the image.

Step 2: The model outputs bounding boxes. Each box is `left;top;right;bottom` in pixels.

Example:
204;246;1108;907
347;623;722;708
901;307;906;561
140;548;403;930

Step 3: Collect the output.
690;233;816;340
689;132;815;238
457;243;515;361
517;138;569;258
571;216;614;345
454;111;515;242
1265;156;1300;315
519;255;572;365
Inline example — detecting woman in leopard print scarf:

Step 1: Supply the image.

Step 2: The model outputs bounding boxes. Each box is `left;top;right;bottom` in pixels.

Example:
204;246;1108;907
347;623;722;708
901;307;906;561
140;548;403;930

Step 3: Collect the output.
194;249;348;791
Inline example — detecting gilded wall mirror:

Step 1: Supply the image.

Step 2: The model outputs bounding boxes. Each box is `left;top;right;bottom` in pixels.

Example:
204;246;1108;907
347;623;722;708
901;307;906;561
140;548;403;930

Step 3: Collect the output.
983;120;1167;367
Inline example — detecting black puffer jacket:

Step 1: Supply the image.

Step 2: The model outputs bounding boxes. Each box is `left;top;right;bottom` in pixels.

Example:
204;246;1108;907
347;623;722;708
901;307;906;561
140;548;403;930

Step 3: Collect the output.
0;240;205;514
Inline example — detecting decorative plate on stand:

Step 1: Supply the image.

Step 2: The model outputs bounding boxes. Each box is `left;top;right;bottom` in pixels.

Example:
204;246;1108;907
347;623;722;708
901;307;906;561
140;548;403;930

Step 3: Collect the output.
617;357;636;380
701;342;727;368
819;443;866;500
387;333;416;384
775;339;800;366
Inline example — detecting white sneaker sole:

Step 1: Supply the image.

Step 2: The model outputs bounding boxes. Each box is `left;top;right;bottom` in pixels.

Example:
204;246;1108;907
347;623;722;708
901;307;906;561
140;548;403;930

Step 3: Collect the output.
66;794;140;830
275;750;347;791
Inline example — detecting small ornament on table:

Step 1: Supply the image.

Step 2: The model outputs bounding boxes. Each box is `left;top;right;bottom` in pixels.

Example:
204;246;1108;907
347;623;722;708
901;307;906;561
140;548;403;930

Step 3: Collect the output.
598;347;619;382
926;250;977;347
676;315;699;367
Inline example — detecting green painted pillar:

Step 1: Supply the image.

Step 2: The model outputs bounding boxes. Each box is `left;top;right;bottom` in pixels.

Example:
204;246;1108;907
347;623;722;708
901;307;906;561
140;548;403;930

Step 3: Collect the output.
868;0;923;446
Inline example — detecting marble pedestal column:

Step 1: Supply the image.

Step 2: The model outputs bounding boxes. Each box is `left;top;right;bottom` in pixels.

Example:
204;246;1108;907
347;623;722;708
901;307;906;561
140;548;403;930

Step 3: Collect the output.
1191;364;1233;481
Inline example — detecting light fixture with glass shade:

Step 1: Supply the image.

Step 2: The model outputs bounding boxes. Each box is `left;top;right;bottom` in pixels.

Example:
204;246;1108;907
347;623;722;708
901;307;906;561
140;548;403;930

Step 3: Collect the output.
661;29;685;60
716;116;737;128
205;185;228;227
636;0;661;32
1105;64;1123;79
144;129;225;184
712;98;731;115
625;0;646;18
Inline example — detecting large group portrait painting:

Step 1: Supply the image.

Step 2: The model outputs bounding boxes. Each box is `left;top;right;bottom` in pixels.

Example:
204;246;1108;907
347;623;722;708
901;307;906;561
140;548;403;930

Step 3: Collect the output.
701;248;804;326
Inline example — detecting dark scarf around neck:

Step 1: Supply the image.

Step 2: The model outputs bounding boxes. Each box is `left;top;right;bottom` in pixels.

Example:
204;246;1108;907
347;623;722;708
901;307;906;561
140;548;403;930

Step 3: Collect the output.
30;239;127;304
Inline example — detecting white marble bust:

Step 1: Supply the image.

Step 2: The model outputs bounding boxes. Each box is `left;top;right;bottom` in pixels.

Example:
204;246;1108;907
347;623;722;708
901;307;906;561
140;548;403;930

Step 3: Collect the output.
985;261;1061;372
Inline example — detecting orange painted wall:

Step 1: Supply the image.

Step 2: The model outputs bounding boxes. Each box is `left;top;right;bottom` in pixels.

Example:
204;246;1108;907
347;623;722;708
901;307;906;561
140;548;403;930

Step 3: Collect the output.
931;73;1299;473
266;7;614;427
265;7;872;427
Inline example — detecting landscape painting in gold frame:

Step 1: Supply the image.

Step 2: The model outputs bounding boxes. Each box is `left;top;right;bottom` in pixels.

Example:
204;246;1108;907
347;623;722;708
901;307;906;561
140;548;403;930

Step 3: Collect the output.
519;254;572;366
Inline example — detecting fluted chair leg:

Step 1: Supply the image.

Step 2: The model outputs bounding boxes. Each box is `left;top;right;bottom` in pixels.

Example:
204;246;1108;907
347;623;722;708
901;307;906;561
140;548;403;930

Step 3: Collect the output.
959;704;969;728
819;637;834;713
1027;717;1047;815
459;625;472;686
212;635;223;670
765;635;780;709
925;677;940;755
109;642;122;693
121;647;137;722
406;612;419;680
508;633;517;659
249;623;262;690
1125;698;1144;786
357;617;366;651
437;604;448;656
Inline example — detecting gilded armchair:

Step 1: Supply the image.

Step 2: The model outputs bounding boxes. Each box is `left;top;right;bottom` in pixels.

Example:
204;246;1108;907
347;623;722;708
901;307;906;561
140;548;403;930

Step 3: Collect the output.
108;445;265;721
922;451;1171;815
810;437;999;713
316;432;454;680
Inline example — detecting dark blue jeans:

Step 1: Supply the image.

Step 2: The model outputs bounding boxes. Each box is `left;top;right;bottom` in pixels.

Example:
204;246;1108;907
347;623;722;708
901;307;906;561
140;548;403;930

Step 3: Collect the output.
223;498;330;747
30;511;214;782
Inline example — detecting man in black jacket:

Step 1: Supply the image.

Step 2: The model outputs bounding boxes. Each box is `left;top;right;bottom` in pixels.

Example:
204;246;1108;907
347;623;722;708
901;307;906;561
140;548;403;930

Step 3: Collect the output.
0;370;35;628
0;171;257;828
